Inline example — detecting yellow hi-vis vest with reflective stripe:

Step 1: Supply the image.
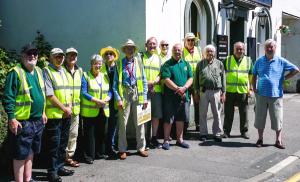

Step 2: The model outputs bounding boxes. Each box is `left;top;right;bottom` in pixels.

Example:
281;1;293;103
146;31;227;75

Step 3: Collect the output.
44;66;71;119
12;64;45;120
183;46;202;74
115;56;145;109
143;53;162;93
225;55;252;94
64;66;82;115
80;70;110;117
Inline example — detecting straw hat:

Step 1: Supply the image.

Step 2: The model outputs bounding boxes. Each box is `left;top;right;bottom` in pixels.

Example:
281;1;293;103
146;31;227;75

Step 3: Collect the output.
121;39;138;53
99;46;119;60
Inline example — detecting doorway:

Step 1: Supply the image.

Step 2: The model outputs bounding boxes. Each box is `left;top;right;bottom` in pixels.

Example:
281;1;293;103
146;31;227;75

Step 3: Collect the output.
230;17;244;55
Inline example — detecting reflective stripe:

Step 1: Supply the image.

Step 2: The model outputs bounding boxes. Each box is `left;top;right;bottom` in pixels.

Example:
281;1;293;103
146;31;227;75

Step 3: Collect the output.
53;85;70;90
19;89;30;95
71;86;81;90
226;82;248;86
46;103;70;108
15;101;32;106
144;66;160;71
226;70;249;73
72;102;80;106
188;60;198;64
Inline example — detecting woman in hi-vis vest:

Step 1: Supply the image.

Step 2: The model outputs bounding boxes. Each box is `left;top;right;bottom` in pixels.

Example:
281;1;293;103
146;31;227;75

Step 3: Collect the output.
80;54;112;164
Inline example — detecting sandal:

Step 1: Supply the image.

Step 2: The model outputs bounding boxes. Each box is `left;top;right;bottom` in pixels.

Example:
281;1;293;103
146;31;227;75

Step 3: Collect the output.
65;158;80;167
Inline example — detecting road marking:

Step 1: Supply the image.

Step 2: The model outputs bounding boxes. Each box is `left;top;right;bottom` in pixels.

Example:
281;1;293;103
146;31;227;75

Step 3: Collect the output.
266;156;298;174
285;172;300;182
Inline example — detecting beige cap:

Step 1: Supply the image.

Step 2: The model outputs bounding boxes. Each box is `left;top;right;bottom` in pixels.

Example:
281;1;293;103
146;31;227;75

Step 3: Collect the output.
51;48;64;55
66;47;78;54
121;39;138;53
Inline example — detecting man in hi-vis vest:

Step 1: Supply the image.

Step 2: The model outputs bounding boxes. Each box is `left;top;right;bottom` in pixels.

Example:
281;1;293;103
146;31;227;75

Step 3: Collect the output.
223;42;253;139
182;32;202;131
143;37;163;149
44;48;74;182
113;39;148;160
64;47;82;167
4;43;47;182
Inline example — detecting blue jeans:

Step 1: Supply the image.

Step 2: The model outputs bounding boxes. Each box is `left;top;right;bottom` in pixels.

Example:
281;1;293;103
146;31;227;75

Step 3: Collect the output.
45;118;71;175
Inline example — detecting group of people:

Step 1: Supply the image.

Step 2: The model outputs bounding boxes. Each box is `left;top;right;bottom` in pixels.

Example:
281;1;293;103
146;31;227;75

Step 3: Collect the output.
3;32;299;182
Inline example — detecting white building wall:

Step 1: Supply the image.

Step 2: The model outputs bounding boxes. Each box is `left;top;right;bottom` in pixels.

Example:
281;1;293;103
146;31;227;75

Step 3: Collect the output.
145;0;186;49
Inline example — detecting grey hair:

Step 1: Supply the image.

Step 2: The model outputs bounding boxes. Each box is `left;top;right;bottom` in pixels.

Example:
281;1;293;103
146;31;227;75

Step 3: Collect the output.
203;44;216;57
234;42;245;49
90;54;103;65
264;39;277;47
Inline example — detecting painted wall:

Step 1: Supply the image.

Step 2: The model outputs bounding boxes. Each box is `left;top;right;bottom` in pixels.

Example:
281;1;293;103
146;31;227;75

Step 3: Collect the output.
0;0;146;70
145;0;186;49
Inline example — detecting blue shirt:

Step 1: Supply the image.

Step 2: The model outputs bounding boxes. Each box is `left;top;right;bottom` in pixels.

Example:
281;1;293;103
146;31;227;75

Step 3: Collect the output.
113;57;148;101
81;75;112;101
253;55;298;97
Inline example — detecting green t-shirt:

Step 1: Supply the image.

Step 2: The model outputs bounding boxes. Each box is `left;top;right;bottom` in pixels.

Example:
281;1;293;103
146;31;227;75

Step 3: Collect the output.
3;65;44;120
161;58;193;101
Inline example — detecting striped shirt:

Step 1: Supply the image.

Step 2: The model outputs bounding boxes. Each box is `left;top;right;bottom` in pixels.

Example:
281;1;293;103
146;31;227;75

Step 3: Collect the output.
253;55;298;97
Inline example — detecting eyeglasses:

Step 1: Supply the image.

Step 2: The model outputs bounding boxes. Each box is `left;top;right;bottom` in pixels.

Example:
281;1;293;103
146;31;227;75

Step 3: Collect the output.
26;50;38;56
187;39;195;42
54;55;64;59
161;44;169;47
105;52;114;56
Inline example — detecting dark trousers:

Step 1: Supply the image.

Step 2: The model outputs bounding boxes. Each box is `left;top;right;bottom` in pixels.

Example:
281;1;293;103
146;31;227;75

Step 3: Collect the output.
45;118;71;175
223;92;249;134
106;105;118;154
82;110;106;160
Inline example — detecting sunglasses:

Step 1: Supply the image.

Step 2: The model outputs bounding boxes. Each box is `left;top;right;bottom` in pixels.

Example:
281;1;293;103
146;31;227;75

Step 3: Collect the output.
187;39;195;42
105;52;114;56
26;50;38;56
161;44;169;47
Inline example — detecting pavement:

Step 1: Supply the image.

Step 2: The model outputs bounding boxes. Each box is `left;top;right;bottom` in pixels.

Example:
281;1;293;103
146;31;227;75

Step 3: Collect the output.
3;93;300;182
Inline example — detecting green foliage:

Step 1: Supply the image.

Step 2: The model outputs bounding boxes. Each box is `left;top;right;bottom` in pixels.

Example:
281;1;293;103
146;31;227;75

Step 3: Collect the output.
0;48;19;98
34;31;52;68
0;49;18;145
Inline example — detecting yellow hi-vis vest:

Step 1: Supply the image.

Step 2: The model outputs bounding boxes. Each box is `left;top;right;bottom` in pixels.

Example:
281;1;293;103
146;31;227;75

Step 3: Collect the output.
44;66;71;119
225;55;252;94
183;46;202;74
143;53;162;93
12;64;45;120
80;69;110;117
115;56;145;109
64;66;82;115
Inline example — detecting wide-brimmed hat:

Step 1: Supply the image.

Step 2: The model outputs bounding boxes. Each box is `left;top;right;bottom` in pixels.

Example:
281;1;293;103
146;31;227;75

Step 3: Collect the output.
51;48;65;55
21;43;38;54
66;47;78;54
99;46;119;60
121;39;138;53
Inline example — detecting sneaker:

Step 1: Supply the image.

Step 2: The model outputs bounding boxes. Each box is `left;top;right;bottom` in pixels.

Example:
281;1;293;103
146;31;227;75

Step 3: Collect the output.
241;132;250;139
214;136;222;142
150;137;162;149
176;141;190;149
47;174;62;182
162;142;170;150
199;135;207;142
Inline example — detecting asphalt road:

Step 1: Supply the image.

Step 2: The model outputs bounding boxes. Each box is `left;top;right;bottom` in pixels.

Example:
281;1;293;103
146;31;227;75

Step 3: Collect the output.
3;94;300;182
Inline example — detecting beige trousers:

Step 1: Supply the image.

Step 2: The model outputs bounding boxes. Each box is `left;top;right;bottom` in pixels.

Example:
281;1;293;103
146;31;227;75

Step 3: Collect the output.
118;87;146;152
66;114;79;158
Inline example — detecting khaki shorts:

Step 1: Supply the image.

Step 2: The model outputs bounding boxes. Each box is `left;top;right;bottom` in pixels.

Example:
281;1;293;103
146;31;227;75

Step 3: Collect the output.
254;94;283;130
